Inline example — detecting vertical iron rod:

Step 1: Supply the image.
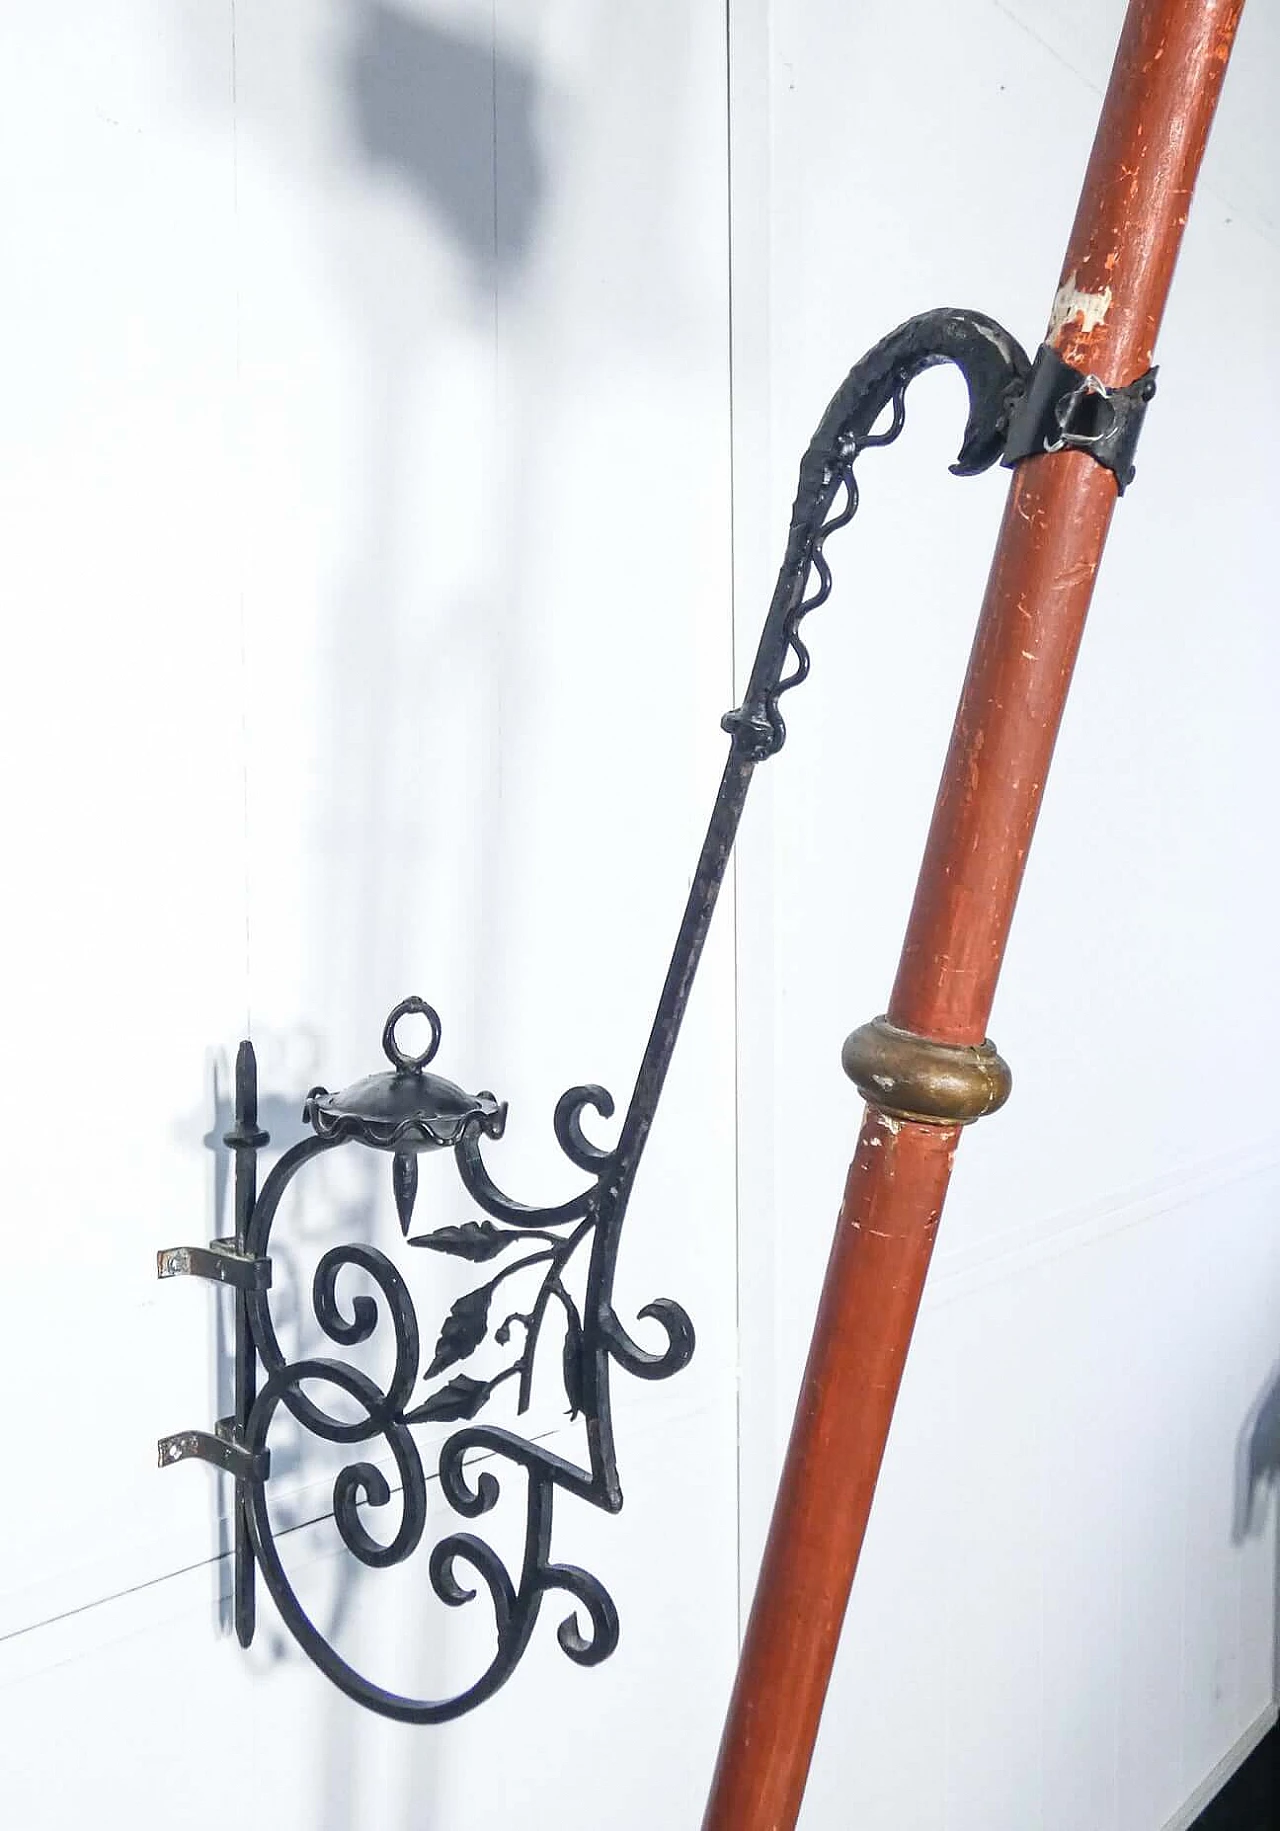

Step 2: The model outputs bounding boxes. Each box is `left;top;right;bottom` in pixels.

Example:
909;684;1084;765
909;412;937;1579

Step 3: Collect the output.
228;1039;267;1648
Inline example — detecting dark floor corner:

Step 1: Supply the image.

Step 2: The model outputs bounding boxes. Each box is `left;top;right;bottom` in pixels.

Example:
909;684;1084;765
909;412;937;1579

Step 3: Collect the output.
1192;1725;1279;1831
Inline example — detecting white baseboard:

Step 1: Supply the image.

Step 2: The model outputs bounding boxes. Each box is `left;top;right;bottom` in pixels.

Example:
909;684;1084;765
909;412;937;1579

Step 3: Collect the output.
1161;1705;1278;1831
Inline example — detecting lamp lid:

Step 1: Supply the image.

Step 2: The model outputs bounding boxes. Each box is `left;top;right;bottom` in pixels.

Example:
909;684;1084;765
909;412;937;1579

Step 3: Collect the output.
303;998;505;1153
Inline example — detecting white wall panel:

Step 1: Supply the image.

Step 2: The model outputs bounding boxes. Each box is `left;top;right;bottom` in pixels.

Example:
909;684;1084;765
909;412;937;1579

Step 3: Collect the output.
790;1164;1280;1830
1;1410;734;1830
0;3;736;1823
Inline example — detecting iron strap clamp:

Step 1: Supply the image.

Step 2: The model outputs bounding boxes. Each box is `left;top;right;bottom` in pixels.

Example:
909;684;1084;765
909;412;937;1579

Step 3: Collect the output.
157;312;1155;1721
1001;341;1158;493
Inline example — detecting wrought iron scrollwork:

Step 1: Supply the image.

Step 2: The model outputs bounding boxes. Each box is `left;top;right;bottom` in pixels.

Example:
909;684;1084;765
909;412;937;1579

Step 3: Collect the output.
229;1017;672;1721
159;306;1030;1720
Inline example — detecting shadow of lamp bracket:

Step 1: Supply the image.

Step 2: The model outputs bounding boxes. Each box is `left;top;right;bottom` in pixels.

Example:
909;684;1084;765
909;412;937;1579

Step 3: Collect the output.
156;311;1149;1721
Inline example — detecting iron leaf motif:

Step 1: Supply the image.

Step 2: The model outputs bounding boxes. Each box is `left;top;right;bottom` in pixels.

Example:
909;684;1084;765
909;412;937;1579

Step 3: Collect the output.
409;1219;521;1260
405;1373;493;1425
562;1302;584;1420
425;1282;494;1377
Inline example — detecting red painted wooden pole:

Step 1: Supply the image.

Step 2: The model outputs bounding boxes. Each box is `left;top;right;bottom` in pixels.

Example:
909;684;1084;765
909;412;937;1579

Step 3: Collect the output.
703;3;1247;1825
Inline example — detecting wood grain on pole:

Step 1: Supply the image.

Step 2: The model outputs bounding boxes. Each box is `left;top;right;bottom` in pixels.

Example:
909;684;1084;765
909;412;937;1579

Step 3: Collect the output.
703;5;1245;1826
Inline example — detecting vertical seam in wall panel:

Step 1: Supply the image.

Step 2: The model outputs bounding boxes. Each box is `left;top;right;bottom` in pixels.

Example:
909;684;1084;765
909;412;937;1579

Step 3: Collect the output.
726;0;775;1648
489;3;499;328
724;0;745;1651
230;0;253;1037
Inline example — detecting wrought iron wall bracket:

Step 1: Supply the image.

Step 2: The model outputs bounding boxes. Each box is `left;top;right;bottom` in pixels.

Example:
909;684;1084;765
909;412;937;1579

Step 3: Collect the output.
154;305;1106;1721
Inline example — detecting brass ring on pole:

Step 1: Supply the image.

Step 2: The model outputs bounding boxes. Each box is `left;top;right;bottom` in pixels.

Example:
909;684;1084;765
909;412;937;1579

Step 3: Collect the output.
841;1016;1012;1125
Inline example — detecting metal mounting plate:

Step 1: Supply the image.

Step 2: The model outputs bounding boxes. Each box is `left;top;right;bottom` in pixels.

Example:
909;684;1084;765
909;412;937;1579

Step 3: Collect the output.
156;1241;271;1292
156;1419;270;1482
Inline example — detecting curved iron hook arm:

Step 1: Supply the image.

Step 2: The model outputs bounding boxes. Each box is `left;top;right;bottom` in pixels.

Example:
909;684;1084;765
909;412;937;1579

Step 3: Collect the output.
170;307;1029;1723
602;309;1029;1197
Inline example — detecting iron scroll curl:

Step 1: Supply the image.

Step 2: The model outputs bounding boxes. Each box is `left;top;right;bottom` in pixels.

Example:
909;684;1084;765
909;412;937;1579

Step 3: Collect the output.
188;308;1031;1721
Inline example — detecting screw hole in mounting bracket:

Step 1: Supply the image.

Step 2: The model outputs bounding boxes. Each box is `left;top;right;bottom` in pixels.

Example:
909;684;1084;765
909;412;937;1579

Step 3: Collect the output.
382;996;443;1073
